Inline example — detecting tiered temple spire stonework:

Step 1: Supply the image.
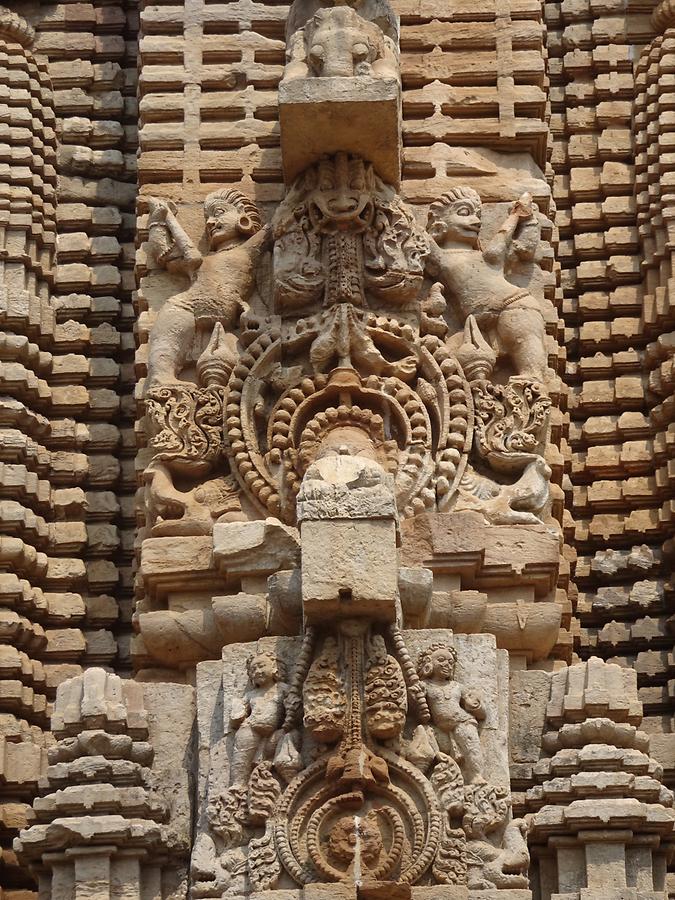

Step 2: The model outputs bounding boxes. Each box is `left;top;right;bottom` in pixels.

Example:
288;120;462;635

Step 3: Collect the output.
0;0;674;898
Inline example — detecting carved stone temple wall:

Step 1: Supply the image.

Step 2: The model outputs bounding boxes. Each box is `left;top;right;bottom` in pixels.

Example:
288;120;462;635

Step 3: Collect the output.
0;0;673;898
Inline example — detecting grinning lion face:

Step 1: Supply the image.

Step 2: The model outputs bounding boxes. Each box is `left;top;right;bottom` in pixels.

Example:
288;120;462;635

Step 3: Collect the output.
306;152;375;233
326;811;383;867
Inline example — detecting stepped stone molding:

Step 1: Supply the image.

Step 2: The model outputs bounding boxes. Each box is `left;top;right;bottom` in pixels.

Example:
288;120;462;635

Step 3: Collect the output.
528;658;675;899
16;667;194;897
0;9;58;892
0;0;672;897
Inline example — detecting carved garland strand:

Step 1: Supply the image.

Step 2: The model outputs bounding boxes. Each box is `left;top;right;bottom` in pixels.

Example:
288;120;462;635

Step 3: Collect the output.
428;340;474;508
225;330;281;516
283;626;315;731
389;624;431;723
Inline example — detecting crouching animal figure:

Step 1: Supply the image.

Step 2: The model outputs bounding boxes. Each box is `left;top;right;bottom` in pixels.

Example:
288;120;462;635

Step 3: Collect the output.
466;817;530;890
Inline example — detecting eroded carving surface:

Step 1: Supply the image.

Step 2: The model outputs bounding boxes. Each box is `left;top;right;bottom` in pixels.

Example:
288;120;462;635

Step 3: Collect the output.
10;0;675;897
138;153;555;539
193;630;522;893
284;7;398;81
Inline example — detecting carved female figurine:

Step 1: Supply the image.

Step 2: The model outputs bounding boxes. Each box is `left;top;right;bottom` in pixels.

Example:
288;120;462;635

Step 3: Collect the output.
426;186;548;382
417;642;486;784
229;651;288;788
144;189;269;391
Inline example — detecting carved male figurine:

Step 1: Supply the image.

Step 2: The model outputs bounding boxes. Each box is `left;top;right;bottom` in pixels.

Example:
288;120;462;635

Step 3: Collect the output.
229;650;288;788
417;642;486;784
426;186;548;382
145;189;269;390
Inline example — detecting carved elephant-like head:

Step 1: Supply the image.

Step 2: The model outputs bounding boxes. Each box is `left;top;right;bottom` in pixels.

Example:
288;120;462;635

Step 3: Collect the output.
305;6;385;77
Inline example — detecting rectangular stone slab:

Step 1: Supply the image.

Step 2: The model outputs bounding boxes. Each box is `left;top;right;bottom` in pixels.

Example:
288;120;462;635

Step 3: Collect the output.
279;76;401;185
301;518;399;623
140;535;222;604
400;511;560;596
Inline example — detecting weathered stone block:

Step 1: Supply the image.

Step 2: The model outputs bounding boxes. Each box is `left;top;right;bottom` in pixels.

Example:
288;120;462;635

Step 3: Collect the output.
279;76;401;185
301;518;399;623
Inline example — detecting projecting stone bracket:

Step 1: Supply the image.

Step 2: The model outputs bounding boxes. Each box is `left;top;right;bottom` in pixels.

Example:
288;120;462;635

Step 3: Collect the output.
133;521;302;669
279;76;401;185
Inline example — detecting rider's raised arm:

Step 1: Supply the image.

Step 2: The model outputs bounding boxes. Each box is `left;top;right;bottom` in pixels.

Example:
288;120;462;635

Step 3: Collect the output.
482;192;535;266
147;197;203;279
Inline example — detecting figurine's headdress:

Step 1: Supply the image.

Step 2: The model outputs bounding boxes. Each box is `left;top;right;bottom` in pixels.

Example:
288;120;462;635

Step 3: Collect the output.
427;186;482;233
204;188;263;236
416;642;457;679
246;650;285;682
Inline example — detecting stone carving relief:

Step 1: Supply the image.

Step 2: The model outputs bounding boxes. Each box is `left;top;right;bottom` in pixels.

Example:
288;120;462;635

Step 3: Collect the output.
465;817;530;890
285;0;400;45
364;633;407;739
9;0;653;889
279;0;402;184
140;151;554;535
455;369;553;525
193;632;525;895
145;191;268;390
272;152;426;317
266;161;552;526
450;316;553;526
192;648;298;898
144;383;243;536
224;151;473;522
140;189;268;535
418;186;556;527
227;650;290;789
416;642;486;785
284;6;399;82
426;187;548;382
303;635;347;742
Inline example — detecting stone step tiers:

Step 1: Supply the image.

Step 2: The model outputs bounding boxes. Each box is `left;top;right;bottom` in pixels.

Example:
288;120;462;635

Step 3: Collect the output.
527;658;675;899
16;667;193;898
546;0;675;809
0;3;138;895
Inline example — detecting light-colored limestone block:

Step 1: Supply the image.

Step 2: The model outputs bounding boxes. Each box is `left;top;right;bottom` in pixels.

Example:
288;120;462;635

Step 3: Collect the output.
279;76;401;185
